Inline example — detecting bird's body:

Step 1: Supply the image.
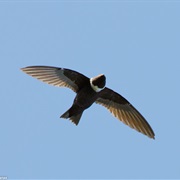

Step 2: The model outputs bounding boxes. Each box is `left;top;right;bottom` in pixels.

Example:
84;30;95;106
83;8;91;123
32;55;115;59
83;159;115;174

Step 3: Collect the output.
21;66;155;139
61;85;99;124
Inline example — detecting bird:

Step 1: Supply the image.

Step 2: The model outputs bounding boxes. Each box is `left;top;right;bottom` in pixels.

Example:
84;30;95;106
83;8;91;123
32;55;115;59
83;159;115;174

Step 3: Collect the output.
21;66;155;139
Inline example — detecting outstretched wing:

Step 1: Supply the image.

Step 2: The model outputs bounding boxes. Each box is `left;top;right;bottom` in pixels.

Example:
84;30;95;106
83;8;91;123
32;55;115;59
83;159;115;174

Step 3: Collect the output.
96;87;155;139
21;66;89;93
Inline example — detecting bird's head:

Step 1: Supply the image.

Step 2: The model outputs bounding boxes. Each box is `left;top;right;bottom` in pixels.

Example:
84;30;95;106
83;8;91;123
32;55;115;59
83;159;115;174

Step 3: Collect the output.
90;74;106;92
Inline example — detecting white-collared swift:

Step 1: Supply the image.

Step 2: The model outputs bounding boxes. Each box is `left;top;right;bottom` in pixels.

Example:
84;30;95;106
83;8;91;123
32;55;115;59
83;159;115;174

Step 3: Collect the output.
21;66;155;139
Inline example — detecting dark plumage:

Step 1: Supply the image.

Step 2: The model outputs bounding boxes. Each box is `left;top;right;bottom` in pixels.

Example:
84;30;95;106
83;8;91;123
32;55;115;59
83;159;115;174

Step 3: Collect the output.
21;66;155;139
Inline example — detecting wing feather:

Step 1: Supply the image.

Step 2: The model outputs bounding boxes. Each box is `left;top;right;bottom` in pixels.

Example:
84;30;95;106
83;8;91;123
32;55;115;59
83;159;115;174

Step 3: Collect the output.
96;87;155;139
21;66;89;92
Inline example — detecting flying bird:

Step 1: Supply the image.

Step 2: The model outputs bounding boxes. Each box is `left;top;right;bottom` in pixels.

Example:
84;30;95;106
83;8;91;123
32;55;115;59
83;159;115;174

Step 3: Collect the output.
21;66;155;139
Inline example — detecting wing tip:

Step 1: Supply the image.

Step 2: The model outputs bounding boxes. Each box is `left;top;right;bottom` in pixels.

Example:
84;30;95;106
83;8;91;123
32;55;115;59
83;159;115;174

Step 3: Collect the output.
20;67;26;71
149;133;155;140
21;66;31;73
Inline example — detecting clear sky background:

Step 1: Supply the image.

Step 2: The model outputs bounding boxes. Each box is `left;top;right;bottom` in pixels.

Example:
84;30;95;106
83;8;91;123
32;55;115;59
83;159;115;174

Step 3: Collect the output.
0;1;180;179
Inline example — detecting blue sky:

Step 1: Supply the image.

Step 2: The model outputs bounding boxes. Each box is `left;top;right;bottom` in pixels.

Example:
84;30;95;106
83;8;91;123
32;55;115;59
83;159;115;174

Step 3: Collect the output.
0;1;180;179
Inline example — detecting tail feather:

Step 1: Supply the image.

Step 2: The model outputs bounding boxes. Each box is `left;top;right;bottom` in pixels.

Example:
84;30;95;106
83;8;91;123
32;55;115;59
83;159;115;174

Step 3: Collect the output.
60;111;69;119
60;110;83;125
69;113;83;125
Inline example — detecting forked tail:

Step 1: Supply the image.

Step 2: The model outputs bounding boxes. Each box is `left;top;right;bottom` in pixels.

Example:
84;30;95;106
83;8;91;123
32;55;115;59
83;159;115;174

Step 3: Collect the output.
60;109;83;125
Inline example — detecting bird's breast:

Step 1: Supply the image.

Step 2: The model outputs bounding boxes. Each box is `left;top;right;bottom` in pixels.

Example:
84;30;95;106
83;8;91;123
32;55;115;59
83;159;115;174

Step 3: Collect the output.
74;87;98;109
